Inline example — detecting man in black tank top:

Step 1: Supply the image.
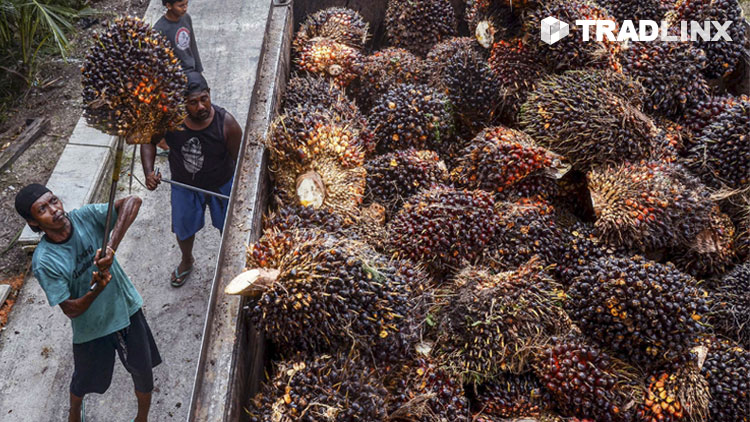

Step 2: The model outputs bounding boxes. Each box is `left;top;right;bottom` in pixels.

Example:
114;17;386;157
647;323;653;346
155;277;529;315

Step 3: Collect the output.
140;73;242;287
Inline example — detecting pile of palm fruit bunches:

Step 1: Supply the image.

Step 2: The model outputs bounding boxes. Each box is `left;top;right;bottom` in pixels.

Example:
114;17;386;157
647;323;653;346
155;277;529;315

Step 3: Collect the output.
81;16;187;144
225;1;750;421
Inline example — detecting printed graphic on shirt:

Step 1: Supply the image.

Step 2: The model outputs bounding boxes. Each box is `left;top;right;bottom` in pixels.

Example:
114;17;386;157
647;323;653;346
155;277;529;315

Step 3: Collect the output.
182;137;204;176
175;27;191;50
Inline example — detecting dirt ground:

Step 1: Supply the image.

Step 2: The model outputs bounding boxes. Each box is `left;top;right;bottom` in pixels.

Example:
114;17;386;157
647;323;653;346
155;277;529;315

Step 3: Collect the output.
0;0;149;327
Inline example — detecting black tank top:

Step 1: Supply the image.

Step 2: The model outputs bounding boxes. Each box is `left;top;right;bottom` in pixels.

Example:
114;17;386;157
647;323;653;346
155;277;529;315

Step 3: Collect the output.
165;105;234;190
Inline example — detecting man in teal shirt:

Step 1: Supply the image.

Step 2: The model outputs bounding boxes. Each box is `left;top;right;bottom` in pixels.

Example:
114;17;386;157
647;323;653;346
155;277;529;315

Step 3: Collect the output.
15;184;160;422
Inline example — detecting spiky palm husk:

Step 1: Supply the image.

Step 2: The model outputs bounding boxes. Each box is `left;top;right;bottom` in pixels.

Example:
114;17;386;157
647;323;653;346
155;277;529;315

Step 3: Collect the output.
384;0;458;57
525;0;622;73
706;263;750;349
465;0;523;49
436;261;571;382
294;38;363;88
636;365;710;422
535;335;643;422
684;99;750;190
472;373;554;419
387;185;499;277
567;255;708;366
368;83;453;154
587;160;717;254
622;38;709;118
450;126;568;195
669;208;736;277
665;0;747;79
520;70;658;170
293;7;369;51
355;48;429;112
488;39;547;122
81;17;186;143
247;353;388;422
365;149;449;217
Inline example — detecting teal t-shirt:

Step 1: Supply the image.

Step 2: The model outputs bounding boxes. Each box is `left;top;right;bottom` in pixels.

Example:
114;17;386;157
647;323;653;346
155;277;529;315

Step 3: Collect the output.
31;204;143;344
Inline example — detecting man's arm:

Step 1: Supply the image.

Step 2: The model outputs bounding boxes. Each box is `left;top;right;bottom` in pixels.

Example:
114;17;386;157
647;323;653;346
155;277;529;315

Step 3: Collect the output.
140;142;161;190
58;270;111;319
223;112;242;163
93;196;142;272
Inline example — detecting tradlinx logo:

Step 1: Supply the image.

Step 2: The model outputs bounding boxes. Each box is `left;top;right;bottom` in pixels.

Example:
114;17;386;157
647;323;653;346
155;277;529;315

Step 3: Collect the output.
540;17;733;45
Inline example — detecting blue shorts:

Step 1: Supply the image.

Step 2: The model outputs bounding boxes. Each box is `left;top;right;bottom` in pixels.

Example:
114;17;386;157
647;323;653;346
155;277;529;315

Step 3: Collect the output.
171;178;232;241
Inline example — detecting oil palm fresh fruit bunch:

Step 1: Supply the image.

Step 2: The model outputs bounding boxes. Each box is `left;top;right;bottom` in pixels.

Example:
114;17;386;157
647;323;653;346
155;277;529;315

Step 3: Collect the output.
698;338;750;422
525;0;622;72
621;38;709;118
387;185;498;277
355;48;429;113
231;231;428;363
705;263;750;349
293;7;369;51
681;94;749;136
488;38;547;121
465;0;522;49
472;373;554;420
364;149;449;217
684;98;750;190
386;357;471;422
535;335;643;422
596;0;671;23
247;353;388;422
520;70;658;170
368;83;453;153
665;0;747;79
427;37;506;133
81;16;186;144
566;255;708;366
436;260;571;382
587;160;718;255
668;208;736;277
384;0;458;57
636;363;710;422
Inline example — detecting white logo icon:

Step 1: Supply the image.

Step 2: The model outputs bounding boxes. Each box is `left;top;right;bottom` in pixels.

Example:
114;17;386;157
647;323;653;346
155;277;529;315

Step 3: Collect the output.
541;16;570;45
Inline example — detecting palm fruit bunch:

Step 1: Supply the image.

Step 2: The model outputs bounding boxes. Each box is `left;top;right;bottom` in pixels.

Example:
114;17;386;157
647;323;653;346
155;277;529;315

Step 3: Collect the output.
520;70;659;170
387;185;498;277
282;75;363;123
684;99;750;190
427;37;505;133
653;118;691;160
587;160;717;254
555;222;631;286
636;365;710;422
368;83;453;153
669;208;736;277
355;48;428;112
450;126;569;196
364;149;449;217
293;38;363;88
535;335;642;422
472;373;554;419
596;0;670;22
566;255;708;365
681;94;749;135
384;0;457;57
246;353;388;422
81;16;186;144
481;199;566;271
465;0;522;49
293;7;369;51
699;339;750;421
242;232;424;362
525;0;622;72
386;357;471;421
488;39;547;121
436;261;570;382
666;0;747;79
621;39;709;118
706;263;750;348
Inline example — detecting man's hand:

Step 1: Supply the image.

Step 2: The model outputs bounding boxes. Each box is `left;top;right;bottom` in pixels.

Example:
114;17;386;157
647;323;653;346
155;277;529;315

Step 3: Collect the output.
145;170;162;190
90;270;112;291
94;247;114;273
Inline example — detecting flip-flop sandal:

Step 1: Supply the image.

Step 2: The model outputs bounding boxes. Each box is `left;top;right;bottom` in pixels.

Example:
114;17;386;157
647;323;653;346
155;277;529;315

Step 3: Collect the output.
171;266;193;288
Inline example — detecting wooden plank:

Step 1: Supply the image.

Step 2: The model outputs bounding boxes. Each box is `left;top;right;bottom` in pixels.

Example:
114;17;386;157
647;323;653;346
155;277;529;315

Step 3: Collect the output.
0;118;50;173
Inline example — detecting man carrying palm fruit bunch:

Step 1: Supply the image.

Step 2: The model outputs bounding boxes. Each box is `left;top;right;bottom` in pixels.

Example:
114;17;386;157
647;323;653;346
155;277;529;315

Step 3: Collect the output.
141;72;242;287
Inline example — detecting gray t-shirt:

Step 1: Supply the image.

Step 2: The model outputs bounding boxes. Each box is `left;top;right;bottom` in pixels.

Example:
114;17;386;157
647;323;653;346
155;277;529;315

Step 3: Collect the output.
153;13;203;73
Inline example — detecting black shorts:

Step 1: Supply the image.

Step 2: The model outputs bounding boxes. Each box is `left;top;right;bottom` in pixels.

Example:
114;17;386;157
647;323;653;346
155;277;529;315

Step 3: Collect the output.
70;309;162;397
